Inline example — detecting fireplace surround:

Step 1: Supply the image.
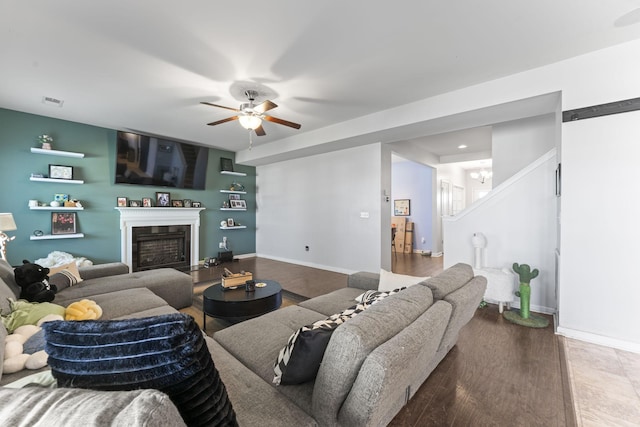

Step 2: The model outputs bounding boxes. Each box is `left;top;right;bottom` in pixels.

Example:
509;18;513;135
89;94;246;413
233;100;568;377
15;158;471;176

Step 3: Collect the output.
115;207;204;272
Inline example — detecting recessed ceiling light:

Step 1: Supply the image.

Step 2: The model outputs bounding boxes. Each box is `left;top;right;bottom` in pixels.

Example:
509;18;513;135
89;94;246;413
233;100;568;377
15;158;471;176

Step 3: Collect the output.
458;144;467;149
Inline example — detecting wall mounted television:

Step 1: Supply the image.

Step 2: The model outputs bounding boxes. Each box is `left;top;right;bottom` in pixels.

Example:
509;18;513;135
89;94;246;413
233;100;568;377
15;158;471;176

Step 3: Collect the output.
115;131;209;190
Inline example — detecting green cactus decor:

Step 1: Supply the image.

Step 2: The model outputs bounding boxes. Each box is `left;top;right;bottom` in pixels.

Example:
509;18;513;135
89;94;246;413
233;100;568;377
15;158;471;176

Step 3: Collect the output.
512;263;538;319
503;263;549;328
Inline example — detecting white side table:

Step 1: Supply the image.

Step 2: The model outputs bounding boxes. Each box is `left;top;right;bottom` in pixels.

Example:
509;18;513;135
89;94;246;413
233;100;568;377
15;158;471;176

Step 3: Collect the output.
473;267;516;313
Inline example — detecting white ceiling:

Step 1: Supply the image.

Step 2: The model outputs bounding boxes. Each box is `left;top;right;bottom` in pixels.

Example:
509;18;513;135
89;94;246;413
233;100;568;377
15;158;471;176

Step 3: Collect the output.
2;1;640;160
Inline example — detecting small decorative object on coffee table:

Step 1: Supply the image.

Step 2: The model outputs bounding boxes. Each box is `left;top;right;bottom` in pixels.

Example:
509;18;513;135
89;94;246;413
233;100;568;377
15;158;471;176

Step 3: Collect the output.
202;279;282;329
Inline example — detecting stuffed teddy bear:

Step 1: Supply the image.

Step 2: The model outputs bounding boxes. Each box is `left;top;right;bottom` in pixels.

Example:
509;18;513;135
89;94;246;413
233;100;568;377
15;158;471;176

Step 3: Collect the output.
3;314;63;375
14;260;57;303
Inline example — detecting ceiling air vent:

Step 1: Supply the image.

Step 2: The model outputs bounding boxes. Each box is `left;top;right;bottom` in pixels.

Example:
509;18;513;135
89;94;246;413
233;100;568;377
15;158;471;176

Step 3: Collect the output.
42;96;64;107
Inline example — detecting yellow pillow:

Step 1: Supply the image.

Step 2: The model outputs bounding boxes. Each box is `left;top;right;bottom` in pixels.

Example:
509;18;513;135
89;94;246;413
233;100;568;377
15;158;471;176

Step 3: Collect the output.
65;299;102;321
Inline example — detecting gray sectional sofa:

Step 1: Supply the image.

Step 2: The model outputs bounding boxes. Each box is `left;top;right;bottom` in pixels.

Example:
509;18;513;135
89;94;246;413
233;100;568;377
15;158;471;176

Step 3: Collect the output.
210;263;486;426
0;260;485;426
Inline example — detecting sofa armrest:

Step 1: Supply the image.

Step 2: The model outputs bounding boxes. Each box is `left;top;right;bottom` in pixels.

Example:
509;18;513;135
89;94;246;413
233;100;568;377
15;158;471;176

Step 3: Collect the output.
347;272;380;291
79;262;130;280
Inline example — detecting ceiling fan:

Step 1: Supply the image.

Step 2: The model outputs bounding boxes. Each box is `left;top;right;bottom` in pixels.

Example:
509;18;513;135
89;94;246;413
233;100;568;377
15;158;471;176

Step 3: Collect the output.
201;90;301;136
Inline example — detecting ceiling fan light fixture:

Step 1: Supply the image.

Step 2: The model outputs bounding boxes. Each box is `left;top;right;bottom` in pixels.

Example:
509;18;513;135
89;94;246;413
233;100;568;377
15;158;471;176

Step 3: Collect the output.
238;115;262;130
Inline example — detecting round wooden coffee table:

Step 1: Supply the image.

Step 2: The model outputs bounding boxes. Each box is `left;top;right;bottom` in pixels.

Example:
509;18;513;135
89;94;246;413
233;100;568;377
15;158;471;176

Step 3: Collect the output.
202;279;282;329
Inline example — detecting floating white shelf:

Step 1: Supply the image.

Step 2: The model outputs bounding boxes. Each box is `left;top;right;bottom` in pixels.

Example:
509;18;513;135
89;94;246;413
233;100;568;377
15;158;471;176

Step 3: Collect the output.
30;147;85;158
219;226;247;230
219;190;246;194
220;208;247;211
30;177;84;184
220;170;247;176
30;233;85;240
30;206;84;211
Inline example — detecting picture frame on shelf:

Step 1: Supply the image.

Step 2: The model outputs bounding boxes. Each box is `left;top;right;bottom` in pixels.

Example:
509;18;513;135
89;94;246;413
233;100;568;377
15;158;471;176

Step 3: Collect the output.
192;201;202;208
220;157;234;172
129;200;141;207
393;199;411;216
228;193;240;200
54;194;69;202
117;197;128;207
156;192;170;207
51;212;77;235
230;200;246;209
227;218;234;227
172;199;184;207
142;197;152;207
49;164;74;180
183;199;192;208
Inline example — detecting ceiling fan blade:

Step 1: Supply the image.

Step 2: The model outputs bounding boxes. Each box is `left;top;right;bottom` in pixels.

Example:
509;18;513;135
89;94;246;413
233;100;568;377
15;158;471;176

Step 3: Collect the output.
207;116;239;126
253;100;277;114
254;124;266;136
200;101;240;112
263;115;302;129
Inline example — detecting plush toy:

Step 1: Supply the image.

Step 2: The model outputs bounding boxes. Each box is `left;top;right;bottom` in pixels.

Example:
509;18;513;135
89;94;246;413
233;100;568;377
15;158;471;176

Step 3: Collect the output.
65;299;102;321
14;260;57;303
2;314;63;375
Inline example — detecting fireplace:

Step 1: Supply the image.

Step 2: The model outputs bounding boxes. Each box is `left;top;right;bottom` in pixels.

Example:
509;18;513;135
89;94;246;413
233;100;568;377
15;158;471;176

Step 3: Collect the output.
132;225;191;271
115;207;204;272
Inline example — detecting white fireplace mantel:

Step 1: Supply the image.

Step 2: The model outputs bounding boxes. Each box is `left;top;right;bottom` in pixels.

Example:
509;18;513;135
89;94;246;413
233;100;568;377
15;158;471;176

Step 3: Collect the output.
115;207;205;271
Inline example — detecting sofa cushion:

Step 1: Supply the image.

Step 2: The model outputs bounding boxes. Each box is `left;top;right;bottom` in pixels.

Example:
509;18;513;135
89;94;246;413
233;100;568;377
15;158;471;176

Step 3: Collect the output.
273;302;368;386
48;261;83;292
42;313;237;427
312;284;434;426
298;287;363;317
0;387;187;426
0;260;20;315
422;262;474;300
378;269;428;292
56;287;167;320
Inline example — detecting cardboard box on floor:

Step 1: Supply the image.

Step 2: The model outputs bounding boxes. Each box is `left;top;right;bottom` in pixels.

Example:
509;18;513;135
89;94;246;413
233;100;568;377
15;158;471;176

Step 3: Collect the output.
391;216;405;252
392;217;414;253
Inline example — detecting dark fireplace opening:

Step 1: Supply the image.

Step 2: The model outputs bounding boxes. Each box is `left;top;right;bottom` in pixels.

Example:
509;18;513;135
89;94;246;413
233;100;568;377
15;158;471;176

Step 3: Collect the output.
132;225;191;272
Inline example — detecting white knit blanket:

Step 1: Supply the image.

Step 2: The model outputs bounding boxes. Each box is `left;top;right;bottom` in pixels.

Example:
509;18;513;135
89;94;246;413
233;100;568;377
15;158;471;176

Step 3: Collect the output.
34;251;93;268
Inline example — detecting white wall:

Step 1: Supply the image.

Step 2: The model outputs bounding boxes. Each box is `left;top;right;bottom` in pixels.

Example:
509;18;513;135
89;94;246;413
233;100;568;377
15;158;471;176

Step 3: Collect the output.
443;150;558;313
391;160;434;251
492;114;556;186
256;144;384;274
560;111;640;349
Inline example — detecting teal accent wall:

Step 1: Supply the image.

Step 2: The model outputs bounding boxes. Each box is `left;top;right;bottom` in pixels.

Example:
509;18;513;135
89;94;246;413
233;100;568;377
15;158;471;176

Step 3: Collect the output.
0;108;256;266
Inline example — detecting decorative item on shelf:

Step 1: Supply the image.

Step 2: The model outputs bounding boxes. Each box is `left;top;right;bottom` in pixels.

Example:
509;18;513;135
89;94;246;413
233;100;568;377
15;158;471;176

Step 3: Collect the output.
172;199;184;207
220;157;234;172
38;134;53;150
0;213;17;262
54;194;69;203
228;193;240;200
28;199;39;208
51;212;77;235
220;220;227;227
50;200;61;207
156;192;170;207
503;263;549;328
33;230;44;237
129;200;141;207
49;164;73;180
183;199;192;208
117;197;128;207
230;200;246;209
230;182;245;192
142;197;152;207
222;201;229;208
192;201;202;208
227;218;234;227
30;173;44;178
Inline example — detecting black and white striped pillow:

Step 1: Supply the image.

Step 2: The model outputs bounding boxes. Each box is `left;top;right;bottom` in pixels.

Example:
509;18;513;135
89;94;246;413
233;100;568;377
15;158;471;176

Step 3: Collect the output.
273;303;366;386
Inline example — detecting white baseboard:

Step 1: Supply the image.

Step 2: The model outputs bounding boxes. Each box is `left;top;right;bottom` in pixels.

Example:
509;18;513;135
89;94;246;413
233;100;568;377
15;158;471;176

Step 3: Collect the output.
556;326;640;354
256;253;357;275
234;252;257;260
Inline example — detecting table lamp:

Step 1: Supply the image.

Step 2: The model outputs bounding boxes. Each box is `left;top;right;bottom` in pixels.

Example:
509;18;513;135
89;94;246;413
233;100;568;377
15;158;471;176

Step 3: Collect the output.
0;213;17;262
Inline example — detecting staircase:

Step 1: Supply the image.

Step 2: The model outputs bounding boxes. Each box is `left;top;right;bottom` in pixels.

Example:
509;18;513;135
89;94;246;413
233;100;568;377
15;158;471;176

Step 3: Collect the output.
442;149;558;314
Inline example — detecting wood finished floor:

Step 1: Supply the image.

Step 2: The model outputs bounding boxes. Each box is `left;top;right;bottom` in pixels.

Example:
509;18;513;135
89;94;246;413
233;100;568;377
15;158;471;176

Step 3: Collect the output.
183;254;571;426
